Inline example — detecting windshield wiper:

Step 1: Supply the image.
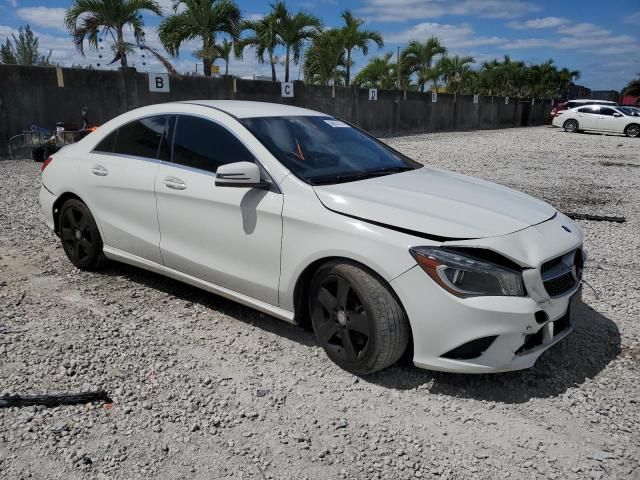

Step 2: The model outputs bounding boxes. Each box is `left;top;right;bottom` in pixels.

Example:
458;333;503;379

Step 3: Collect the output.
309;166;414;185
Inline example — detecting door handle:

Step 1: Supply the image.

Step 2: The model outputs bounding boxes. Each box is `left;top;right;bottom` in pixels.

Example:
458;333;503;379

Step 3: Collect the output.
91;164;108;176
163;176;186;190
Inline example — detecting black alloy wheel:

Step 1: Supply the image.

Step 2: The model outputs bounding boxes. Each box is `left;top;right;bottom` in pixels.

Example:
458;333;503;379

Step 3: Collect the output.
313;273;372;363
59;199;106;270
310;262;409;375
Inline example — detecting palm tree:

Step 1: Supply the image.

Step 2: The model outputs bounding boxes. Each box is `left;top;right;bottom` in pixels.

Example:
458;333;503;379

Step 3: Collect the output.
352;52;397;89
214;38;234;75
622;77;640;97
438;55;474;94
65;0;167;69
401;36;446;92
557;67;581;97
158;0;241;77
303;29;346;86
271;1;321;82
239;14;281;81
340;10;383;86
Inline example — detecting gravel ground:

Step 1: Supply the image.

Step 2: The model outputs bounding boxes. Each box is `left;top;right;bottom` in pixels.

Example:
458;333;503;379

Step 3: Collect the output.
1;126;639;480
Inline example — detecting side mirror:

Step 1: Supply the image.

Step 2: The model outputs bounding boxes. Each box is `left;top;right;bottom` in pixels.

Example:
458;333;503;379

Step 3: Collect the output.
613;113;622;117
215;162;270;189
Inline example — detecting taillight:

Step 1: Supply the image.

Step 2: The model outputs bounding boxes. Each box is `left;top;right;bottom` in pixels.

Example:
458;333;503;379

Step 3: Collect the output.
41;156;53;172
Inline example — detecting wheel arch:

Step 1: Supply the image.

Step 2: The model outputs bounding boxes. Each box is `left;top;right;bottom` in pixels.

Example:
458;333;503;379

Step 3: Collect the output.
625;122;640;136
292;256;412;340
52;192;86;235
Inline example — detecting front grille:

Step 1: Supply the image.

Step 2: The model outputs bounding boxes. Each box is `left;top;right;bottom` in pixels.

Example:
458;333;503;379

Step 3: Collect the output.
541;249;582;297
544;271;576;296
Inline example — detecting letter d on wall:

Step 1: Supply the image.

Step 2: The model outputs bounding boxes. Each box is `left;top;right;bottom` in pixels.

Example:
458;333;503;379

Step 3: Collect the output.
149;73;170;93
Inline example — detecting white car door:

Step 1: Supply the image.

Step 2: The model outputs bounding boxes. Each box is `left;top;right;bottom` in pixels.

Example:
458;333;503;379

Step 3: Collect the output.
82;115;170;264
155;114;283;305
575;106;597;129
594;107;624;132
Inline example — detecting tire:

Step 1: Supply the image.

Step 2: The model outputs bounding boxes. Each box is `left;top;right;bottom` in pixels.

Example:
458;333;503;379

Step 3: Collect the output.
563;119;579;133
58;199;106;270
625;124;640;138
309;262;409;375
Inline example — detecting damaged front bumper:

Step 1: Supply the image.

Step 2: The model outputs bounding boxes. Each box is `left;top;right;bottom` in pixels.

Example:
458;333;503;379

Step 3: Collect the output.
392;212;584;373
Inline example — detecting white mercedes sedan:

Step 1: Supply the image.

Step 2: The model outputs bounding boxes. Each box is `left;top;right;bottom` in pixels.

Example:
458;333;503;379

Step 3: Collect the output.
552;104;640;137
40;101;585;375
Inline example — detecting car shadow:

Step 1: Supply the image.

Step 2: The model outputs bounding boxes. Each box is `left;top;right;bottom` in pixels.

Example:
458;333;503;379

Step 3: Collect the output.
95;263;620;403
363;301;621;403
95;262;319;348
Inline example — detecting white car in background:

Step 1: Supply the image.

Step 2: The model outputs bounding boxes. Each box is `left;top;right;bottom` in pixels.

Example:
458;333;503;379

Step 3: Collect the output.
553;104;640;137
39;101;585;375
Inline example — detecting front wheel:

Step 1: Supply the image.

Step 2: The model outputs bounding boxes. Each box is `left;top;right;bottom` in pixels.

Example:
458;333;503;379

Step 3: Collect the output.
625;124;640;138
563;119;579;133
58;199;106;270
309;262;409;375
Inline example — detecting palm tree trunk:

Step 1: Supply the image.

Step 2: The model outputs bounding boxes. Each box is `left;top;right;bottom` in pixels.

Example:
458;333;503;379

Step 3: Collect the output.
346;49;351;86
285;47;290;82
225;59;229;76
117;28;127;67
269;51;276;81
202;37;212;77
203;58;212;77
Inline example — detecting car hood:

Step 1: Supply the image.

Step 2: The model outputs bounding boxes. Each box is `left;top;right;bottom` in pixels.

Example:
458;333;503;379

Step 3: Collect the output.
313;167;556;239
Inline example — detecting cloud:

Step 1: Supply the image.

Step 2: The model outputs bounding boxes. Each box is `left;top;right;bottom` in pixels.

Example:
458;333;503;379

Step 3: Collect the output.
245;13;264;22
507;16;567;29
624;11;640;25
359;0;538;23
6;0;17;8
385;22;505;48
17;7;67;32
501;24;638;56
560;22;610;37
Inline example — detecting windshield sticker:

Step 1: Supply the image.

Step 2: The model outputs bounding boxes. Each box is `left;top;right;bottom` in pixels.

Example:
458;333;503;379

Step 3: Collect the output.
324;120;350;128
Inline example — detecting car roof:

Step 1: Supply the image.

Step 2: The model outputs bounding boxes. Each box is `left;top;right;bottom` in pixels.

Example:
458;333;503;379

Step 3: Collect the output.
180;100;326;119
566;99;616;104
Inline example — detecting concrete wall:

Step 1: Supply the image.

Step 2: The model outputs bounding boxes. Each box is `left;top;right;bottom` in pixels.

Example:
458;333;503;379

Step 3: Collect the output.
0;65;553;156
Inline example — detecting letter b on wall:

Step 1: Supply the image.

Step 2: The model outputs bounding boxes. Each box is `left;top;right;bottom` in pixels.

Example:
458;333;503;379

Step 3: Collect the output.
149;73;170;93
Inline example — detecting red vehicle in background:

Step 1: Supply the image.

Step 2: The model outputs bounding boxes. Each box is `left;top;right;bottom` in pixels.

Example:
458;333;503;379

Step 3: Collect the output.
550;99;617;120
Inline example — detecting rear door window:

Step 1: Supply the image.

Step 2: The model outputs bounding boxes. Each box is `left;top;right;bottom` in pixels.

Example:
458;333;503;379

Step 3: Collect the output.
171;115;255;173
112;115;168;159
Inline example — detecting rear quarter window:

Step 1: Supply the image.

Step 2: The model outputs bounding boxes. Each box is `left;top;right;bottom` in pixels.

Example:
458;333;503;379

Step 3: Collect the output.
94;130;117;153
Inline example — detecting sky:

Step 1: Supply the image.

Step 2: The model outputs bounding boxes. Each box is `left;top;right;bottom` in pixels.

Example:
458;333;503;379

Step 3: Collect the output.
1;0;639;91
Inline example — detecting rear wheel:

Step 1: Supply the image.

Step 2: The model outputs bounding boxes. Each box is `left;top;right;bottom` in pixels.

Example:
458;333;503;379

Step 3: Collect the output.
58;199;106;270
625;124;640;138
309;262;409;375
563;119;579;133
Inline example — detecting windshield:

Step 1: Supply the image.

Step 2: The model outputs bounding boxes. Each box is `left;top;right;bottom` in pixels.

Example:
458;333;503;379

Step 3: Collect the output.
241;116;422;185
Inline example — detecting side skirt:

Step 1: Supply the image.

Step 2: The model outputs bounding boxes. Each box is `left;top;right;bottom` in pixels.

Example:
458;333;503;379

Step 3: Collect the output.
102;246;296;324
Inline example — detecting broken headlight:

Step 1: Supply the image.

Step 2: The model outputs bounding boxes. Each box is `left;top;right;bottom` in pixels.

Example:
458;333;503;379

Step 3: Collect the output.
409;247;525;298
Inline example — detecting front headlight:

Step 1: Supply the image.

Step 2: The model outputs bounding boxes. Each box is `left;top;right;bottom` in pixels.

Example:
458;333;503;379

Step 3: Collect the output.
409;247;525;298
